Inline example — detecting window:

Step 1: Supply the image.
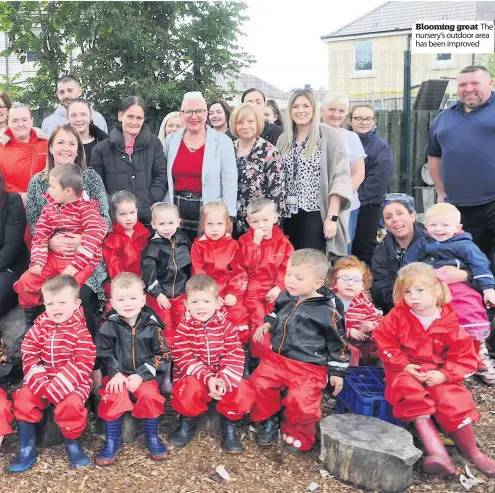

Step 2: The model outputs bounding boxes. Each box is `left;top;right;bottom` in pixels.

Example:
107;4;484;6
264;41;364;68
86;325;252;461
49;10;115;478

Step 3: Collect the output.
26;51;40;62
354;40;373;72
436;53;451;62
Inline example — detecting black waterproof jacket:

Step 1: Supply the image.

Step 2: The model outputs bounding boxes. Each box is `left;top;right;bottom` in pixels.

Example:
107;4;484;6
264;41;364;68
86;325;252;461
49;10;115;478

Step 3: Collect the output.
96;306;170;380
141;230;191;299
265;287;350;377
90;123;167;224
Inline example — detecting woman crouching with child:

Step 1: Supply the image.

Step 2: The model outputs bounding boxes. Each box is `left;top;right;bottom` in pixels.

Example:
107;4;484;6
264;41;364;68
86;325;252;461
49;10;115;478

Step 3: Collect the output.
374;263;495;476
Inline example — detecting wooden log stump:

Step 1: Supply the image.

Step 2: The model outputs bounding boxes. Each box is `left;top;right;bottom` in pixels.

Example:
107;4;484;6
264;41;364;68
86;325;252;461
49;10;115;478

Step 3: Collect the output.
36;406;63;446
320;414;422;493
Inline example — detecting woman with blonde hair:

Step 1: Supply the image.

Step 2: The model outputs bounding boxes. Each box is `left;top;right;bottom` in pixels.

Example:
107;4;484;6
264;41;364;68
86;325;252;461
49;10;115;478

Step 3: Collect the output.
157;111;183;144
230;103;284;235
321;92;365;252
277;88;352;258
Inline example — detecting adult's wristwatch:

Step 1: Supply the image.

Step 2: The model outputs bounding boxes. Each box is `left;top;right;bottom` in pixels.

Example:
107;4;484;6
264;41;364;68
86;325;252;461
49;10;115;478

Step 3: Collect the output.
328;215;338;222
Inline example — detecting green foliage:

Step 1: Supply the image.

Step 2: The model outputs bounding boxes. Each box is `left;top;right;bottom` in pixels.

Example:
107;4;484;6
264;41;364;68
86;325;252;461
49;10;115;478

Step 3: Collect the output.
0;1;253;131
487;54;495;79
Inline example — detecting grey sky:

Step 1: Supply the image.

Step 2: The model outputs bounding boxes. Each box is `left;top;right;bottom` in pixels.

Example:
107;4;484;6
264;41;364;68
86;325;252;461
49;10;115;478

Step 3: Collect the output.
240;0;392;91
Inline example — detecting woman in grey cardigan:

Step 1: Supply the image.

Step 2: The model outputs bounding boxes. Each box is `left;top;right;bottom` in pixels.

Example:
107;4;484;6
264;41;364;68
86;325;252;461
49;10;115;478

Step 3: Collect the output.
278;88;352;259
163;92;237;242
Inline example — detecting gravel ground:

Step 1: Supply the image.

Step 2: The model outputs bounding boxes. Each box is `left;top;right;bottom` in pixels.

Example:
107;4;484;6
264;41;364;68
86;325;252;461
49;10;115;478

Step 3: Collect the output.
1;377;494;493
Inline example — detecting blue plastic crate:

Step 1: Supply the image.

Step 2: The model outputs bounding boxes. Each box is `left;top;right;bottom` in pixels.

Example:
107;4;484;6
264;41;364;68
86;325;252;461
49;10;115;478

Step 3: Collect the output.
336;367;405;427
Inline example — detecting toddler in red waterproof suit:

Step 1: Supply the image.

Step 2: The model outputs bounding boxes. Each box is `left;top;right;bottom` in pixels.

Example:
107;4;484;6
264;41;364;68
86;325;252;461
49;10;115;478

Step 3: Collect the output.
102;191;150;309
330;256;382;366
191;202;249;370
168;275;256;454
9;276;96;473
0;338;14;446
14;164;107;311
374;262;495;477
251;249;350;453
141;203;191;337
96;272;170;465
237;197;294;361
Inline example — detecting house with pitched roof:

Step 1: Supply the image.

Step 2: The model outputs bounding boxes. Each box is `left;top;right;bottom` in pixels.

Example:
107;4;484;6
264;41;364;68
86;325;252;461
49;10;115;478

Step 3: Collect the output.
321;1;495;109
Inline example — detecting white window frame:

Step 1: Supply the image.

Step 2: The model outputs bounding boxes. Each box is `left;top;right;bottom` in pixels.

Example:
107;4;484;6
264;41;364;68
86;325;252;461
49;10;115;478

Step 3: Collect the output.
433;53;453;68
353;39;374;74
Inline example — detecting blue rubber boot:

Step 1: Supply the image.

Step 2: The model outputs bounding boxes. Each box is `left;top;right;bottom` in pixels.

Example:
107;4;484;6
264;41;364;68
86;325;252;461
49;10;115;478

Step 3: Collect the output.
8;421;38;473
96;418;122;466
142;417;168;461
64;437;90;467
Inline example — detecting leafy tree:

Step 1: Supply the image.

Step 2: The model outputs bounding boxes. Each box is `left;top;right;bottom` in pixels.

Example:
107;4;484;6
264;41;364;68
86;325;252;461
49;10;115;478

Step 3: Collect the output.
487;54;495;79
0;1;252;131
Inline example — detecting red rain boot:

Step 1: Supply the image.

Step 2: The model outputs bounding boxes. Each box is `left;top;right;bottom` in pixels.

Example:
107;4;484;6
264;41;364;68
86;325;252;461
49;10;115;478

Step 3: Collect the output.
414;417;456;475
451;424;495;477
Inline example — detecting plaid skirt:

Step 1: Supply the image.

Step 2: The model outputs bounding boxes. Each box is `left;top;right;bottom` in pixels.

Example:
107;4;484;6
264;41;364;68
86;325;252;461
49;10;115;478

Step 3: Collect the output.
173;192;202;243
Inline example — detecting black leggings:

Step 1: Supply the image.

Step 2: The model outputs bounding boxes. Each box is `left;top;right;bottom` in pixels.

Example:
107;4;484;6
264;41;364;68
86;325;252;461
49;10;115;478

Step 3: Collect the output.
352;203;382;267
283;210;325;251
0;270;18;318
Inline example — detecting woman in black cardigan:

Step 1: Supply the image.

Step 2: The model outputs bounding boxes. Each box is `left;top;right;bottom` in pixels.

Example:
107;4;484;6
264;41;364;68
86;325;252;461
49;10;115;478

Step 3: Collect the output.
0;170;28;318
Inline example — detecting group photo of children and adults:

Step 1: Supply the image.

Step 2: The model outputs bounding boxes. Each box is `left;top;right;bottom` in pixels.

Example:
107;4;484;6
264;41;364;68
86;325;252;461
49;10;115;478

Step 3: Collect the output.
0;63;495;483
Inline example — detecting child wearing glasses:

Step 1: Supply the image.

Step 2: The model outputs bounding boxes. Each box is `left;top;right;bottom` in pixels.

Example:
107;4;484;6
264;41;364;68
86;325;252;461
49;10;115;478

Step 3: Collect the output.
330;256;382;366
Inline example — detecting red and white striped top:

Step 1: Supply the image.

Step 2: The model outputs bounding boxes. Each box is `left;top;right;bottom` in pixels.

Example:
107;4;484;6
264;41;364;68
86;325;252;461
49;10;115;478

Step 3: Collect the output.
30;192;107;272
21;307;96;404
344;291;383;338
171;311;245;393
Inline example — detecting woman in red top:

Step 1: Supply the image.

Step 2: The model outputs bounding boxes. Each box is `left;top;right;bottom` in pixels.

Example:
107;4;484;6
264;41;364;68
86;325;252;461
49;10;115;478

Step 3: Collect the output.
164;92;237;243
191;202;248;340
102;190;149;309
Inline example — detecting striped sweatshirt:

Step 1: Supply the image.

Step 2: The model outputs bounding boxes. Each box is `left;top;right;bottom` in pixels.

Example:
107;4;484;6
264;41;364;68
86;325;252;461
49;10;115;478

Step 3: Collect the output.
30;192;107;272
21;308;96;404
171;311;245;393
342;291;383;338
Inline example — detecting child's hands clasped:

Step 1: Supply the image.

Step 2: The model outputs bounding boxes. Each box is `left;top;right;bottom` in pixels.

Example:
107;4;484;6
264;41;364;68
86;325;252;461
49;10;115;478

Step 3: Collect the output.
358;321;375;334
404;364;427;382
423;370;447;387
224;294;237;307
156;293;171;310
207;376;226;400
265;286;281;303
29;264;43;276
483;288;495;306
61;265;78;277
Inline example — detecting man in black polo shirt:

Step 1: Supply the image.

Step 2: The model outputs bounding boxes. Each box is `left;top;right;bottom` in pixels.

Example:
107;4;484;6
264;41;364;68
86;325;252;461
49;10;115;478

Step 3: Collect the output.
241;88;283;146
426;65;495;260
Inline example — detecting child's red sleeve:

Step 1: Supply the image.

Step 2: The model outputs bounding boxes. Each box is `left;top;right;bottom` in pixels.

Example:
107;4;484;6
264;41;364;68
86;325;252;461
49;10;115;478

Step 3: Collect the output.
21;323;50;398
239;235;261;271
225;242;248;298
70;202;108;272
191;241;207;275
171;323;214;385
365;295;383;327
45;325;96;404
275;239;295;290
103;233;124;280
30;208;54;268
441;328;478;383
373;311;412;371
216;322;245;392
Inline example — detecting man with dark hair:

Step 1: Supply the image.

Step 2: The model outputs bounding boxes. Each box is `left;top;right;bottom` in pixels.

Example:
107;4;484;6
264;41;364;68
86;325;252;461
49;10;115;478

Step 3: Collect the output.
42;75;107;135
241;88;283;146
426;65;495;261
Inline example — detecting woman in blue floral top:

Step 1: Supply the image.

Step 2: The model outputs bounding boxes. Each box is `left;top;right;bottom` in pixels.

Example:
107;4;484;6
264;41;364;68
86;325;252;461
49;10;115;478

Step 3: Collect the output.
230;103;285;235
26;124;110;363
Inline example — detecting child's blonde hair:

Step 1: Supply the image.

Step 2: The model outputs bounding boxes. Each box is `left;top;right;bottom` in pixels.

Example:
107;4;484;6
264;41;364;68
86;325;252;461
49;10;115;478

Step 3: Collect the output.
424;203;461;224
110;272;144;296
199;201;232;235
41;275;80;299
151;202;179;221
330;255;372;289
393;262;451;306
289;249;329;280
246;197;276;215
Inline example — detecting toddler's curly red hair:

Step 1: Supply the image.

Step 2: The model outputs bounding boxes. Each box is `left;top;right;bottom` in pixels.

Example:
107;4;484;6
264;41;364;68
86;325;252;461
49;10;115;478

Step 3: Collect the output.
330;255;372;289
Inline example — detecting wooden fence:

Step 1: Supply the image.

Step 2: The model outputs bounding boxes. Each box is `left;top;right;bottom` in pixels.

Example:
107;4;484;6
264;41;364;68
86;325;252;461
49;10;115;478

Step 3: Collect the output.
374;109;440;193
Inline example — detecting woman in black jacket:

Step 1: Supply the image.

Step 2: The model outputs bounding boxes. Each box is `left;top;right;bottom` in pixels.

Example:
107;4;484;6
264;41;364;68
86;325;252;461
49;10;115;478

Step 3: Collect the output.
68;98;108;167
0;170;28;317
371;199;467;314
90;96;168;227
